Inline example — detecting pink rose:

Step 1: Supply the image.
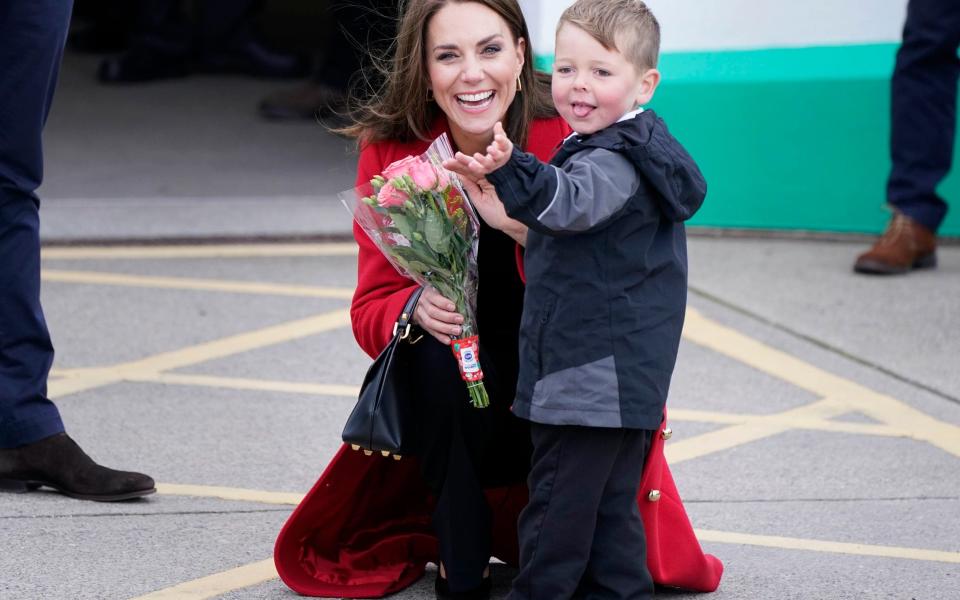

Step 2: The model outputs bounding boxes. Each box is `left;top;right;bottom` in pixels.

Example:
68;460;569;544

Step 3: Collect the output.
382;154;451;191
408;159;442;190
382;155;420;181
376;181;407;208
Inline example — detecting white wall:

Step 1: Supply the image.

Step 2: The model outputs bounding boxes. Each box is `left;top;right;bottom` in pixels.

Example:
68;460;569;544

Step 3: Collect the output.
520;0;908;56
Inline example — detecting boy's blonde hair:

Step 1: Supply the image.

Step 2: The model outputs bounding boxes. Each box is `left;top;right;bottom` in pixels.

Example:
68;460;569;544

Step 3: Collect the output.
558;0;660;71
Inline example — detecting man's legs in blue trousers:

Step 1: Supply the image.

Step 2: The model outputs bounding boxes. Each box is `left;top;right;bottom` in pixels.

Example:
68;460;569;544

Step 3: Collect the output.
0;0;154;501
855;0;960;275
888;0;960;231
0;0;72;449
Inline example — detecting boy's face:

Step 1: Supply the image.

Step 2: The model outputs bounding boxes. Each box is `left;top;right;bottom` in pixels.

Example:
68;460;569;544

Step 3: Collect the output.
552;23;659;135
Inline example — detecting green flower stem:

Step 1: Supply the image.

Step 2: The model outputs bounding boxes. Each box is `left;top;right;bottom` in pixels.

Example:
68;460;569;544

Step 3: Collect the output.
467;381;489;408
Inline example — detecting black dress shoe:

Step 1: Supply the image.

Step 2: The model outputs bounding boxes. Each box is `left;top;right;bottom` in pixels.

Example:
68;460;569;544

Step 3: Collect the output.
0;433;155;502
435;572;492;600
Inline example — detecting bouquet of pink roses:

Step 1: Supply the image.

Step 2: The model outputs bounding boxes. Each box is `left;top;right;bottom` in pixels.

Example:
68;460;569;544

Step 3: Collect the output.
341;133;489;408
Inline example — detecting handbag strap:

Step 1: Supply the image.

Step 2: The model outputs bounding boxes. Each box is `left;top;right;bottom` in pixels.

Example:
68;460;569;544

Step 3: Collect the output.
392;287;424;340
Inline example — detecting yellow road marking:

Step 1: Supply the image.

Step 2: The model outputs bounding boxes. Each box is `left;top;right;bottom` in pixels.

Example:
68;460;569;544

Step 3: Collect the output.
35;267;960;597
48;309;351;399
666;398;849;464
841;391;960;460
136;373;360;397
128;525;960;600
51;369;362;398
157;483;303;505
681;308;960;459
42;270;353;298
695;529;960;564
128;558;277;600
683;308;861;399
668;409;904;438
41;242;358;260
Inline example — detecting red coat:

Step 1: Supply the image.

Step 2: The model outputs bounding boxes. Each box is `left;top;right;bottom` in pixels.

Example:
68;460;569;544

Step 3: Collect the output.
274;116;723;597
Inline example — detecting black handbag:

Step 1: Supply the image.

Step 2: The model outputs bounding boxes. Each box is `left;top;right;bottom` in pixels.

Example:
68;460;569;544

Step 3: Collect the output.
342;287;424;459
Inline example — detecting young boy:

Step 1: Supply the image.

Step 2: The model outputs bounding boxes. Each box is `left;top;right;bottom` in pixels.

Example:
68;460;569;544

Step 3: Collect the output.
445;1;706;598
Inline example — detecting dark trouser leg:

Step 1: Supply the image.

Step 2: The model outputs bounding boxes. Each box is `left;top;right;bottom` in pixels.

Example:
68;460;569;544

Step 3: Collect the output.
509;425;653;600
887;0;960;232
577;430;654;600
428;412;493;590
408;336;529;592
0;0;72;448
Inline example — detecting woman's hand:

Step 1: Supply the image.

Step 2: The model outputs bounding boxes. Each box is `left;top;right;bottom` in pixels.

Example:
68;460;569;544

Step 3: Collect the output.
413;286;464;344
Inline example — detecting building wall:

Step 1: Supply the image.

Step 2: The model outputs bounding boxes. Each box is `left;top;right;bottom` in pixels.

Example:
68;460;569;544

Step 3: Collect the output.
517;0;959;236
523;0;906;54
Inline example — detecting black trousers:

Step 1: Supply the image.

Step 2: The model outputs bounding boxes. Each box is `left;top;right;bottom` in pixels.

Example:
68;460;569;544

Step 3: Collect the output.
406;334;531;593
509;425;654;600
0;0;72;448
887;0;960;232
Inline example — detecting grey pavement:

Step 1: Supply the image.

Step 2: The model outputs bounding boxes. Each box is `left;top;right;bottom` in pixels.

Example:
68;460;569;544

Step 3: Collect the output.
39;52;355;242
2;50;958;599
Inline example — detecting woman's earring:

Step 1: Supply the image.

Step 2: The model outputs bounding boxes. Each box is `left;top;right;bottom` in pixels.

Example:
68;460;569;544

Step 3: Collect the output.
516;76;522;93
426;88;434;102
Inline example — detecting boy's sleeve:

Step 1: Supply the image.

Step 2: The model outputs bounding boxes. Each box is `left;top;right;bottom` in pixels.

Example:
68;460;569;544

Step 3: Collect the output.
486;146;641;236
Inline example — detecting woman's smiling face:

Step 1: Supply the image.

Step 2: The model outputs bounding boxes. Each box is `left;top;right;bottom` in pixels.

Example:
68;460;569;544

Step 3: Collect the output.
425;2;525;155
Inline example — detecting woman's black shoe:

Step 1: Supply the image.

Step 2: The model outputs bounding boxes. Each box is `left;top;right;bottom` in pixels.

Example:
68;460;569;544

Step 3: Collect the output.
434;571;492;600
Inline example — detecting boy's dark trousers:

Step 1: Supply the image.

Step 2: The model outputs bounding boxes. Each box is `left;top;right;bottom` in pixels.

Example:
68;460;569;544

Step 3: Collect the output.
509;424;655;600
887;0;960;232
0;0;72;448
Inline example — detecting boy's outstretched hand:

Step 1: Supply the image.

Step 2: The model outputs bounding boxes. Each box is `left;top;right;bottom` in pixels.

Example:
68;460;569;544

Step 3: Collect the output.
441;122;526;245
443;121;514;176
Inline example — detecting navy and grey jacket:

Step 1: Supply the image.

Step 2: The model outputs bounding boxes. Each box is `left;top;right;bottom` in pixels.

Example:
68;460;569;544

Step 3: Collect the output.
485;109;706;430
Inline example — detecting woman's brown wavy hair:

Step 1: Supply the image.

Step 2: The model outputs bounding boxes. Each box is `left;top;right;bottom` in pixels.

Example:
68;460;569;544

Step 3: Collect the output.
339;0;556;149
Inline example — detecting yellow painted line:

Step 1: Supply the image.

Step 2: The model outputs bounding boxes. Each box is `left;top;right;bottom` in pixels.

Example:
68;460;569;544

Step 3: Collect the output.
682;308;861;399
48;309;351;399
842;391;960;460
117;310;351;374
130;526;960;600
668;409;749;425
668;409;905;438
666;398;849;464
682;308;960;459
41;242;358;260
780;419;904;437
136;372;360;398
156;483;303;505
55;372;905;438
42;270;354;299
128;558;277;600
696;528;960;564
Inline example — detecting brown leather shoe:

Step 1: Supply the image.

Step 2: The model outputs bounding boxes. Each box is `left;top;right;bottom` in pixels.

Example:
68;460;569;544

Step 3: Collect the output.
0;433;155;501
853;212;937;275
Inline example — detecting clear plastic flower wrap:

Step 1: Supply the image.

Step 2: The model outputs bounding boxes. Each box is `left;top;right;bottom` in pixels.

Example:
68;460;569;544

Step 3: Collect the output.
340;133;489;408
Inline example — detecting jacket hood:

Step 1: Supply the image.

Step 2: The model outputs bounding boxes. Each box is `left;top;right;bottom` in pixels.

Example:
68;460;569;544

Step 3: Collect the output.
570;110;706;222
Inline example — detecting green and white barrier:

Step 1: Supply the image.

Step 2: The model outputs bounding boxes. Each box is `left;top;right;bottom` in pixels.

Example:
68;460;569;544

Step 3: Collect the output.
518;0;959;235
